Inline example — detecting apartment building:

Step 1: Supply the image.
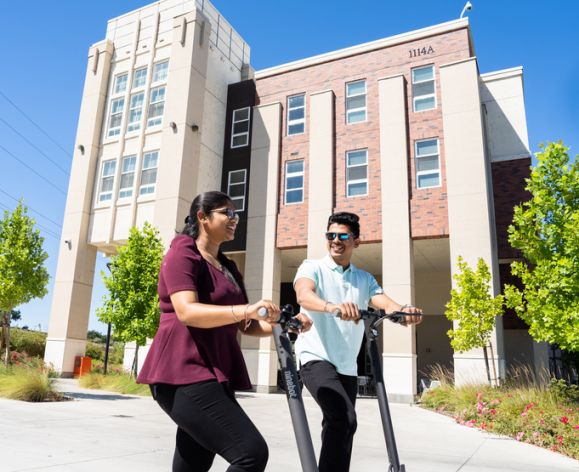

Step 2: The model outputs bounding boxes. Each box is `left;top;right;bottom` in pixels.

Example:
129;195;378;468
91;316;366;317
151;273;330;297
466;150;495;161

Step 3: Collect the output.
45;0;544;401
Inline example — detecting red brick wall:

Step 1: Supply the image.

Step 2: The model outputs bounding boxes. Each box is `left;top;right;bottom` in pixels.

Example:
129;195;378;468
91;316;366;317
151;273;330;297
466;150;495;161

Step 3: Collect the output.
255;28;472;248
492;158;532;260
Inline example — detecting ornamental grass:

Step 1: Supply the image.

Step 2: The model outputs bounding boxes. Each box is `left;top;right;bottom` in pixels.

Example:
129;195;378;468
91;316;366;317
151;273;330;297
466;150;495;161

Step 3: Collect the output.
420;365;578;459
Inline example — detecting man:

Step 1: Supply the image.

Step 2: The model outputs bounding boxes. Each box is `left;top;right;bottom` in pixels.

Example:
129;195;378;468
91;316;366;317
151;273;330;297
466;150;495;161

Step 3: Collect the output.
294;211;422;472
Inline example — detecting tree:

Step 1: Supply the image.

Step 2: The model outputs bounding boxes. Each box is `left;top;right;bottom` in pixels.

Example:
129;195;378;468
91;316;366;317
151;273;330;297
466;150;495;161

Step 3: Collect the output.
96;222;164;376
445;256;504;385
504;142;579;351
0;201;49;365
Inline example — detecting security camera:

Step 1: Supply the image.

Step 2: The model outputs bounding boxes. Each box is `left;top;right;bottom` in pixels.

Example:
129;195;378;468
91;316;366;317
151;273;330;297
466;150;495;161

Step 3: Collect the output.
460;1;473;18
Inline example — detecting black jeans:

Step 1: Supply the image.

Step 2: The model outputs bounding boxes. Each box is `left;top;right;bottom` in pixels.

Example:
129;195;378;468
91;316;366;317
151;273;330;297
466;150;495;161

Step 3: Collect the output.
300;360;358;472
151;381;268;472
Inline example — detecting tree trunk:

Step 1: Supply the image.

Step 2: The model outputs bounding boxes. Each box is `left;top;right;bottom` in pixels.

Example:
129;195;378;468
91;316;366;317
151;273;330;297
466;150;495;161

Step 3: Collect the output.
482;345;492;386
488;341;498;386
131;345;139;379
2;311;11;366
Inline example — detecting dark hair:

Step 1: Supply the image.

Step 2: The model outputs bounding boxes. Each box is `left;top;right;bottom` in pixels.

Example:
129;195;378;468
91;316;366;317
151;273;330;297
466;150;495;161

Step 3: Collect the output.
327;212;360;238
181;191;233;239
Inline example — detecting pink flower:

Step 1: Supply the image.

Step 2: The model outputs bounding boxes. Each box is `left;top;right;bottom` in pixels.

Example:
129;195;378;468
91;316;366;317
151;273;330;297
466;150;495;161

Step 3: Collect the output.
480;422;487;430
490;409;497;415
574;425;579;430
476;392;484;401
532;431;540;438
476;402;485;414
557;435;564;445
539;419;545;425
559;416;569;425
516;432;525;441
465;419;477;428
521;412;527;417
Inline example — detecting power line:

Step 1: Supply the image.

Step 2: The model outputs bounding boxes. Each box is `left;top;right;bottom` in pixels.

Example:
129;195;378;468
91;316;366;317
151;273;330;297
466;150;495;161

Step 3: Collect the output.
0;143;66;195
0;90;73;159
0;117;70;176
0;188;62;229
0;200;60;241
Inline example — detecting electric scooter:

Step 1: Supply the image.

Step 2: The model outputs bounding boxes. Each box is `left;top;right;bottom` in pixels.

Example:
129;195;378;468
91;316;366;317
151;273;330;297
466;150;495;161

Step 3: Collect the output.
355;309;423;472
259;305;318;472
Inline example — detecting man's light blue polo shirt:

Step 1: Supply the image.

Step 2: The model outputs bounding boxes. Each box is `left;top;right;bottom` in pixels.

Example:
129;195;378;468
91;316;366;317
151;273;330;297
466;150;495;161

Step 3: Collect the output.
293;254;383;376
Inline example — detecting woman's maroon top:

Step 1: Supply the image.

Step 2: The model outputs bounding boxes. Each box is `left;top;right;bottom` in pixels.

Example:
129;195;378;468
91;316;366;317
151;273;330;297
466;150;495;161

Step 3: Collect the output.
137;235;252;390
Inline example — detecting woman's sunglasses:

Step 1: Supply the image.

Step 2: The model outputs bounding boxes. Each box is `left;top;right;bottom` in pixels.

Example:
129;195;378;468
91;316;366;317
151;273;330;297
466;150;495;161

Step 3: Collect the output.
325;232;353;241
211;207;240;223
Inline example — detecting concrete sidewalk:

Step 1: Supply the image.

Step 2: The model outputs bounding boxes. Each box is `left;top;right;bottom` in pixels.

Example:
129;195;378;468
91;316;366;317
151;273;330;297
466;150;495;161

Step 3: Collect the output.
0;379;576;471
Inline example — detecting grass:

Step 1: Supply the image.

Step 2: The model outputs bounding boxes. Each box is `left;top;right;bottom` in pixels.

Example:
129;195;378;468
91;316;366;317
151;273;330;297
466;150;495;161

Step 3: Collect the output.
78;372;151;396
420;365;579;459
0;364;63;402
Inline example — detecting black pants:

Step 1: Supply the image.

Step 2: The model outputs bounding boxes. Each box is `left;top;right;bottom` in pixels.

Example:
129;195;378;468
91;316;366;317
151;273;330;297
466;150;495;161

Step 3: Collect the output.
300;360;358;472
151;381;268;472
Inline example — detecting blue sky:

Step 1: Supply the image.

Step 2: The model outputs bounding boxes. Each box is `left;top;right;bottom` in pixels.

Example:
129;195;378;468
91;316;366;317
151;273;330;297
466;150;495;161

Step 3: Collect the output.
1;0;577;334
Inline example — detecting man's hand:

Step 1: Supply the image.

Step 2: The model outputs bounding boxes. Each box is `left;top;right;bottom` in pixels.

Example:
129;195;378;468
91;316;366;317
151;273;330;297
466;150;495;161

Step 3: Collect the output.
328;302;360;323
398;305;423;327
292;313;313;333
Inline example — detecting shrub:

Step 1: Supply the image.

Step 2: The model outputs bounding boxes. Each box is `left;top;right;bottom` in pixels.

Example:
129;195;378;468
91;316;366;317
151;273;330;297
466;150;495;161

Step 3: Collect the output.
0;364;63;402
10;329;46;357
79;372;151;396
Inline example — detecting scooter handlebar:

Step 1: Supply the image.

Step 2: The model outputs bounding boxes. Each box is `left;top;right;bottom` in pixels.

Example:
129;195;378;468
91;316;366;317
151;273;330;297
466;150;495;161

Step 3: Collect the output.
333;308;421;324
258;305;303;331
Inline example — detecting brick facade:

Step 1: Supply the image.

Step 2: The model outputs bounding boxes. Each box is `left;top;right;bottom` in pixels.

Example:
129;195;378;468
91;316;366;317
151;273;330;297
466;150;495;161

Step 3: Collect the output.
255;28;472;248
491;158;532;260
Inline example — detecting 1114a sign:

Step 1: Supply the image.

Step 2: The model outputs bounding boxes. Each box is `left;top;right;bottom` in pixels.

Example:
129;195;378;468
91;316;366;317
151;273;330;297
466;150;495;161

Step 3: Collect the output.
409;46;435;58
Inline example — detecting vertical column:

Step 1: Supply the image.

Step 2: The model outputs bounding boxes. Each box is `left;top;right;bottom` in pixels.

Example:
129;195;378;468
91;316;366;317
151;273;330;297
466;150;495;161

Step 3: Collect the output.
243;102;283;392
440;58;504;385
307;90;335;258
153;10;211;247
378;75;417;402
44;40;114;375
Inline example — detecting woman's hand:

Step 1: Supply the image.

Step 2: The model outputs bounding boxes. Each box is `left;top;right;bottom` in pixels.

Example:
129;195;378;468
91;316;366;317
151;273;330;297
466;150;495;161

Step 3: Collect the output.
247;299;280;324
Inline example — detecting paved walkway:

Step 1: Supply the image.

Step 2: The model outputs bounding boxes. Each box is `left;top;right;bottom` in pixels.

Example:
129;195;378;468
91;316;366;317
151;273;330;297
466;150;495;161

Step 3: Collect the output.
0;379;576;471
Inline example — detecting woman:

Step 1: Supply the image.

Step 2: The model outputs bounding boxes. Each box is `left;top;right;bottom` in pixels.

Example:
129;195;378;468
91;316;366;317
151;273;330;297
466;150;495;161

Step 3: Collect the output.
138;191;311;472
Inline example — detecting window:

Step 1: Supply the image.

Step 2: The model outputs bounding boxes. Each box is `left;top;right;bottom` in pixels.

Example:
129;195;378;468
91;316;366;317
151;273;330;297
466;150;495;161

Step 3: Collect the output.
113;74;128;95
139;151;159;195
152;60;169;83
346;149;368;197
98;160;116;202
132;67;147;88
227;169;247;211
285;160;304;204
107;97;125;137
287;94;305;135
127;92;144;132
412;65;436;112
231;107;250;148
415;139;440;188
346;80;366;124
147;86;166;128
118;155;136;199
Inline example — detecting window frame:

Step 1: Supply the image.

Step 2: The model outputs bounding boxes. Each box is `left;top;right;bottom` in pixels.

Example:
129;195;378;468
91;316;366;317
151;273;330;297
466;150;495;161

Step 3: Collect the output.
126;92;145;133
346;80;367;124
132;67;148;89
107;97;125;137
287;94;306;136
152;60;169;84
231;107;251;148
227;169;247;212
118;155;137;200
97;159;117;203
415;138;441;189
284;159;305;205
147;86;166;128
412;65;437;112
139;151;159;196
346;149;369;198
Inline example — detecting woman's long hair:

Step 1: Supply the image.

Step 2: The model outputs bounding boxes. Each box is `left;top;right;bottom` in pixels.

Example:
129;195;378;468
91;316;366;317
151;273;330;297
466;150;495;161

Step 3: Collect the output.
181;191;248;301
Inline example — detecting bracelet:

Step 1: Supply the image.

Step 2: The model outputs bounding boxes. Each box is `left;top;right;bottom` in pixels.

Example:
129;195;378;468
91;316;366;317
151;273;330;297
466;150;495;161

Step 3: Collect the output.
231;305;241;323
400;304;414;311
243;304;251;331
323;301;330;313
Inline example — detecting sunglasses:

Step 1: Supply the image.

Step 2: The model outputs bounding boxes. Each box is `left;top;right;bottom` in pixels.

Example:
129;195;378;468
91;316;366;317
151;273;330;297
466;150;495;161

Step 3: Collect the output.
325;232;353;241
211;207;240;223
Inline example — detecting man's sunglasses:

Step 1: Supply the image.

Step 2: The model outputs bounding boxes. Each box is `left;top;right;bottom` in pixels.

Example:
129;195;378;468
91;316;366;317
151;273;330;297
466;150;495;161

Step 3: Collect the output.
211;208;240;222
325;232;353;241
